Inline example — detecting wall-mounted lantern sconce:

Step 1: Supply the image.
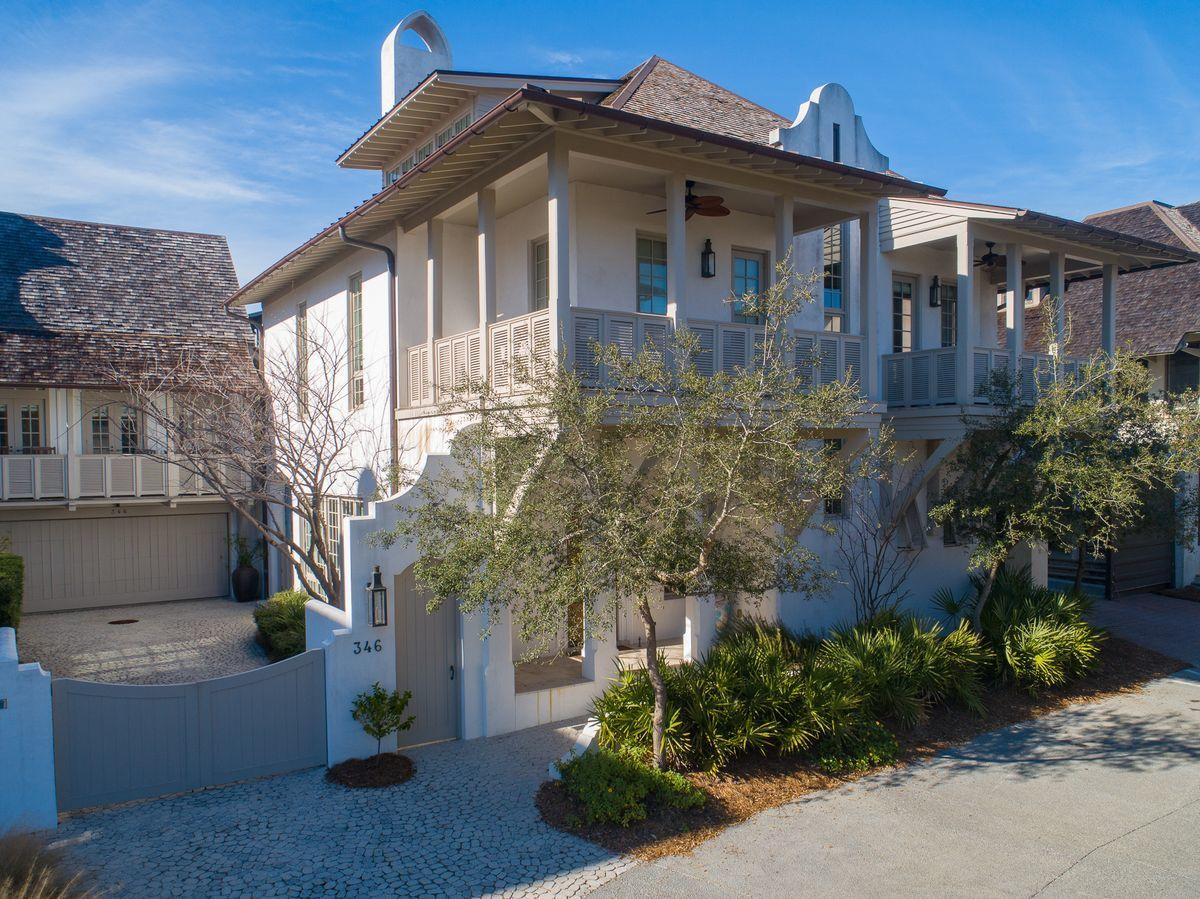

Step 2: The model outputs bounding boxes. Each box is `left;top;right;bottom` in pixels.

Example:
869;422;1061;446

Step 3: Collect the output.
929;275;942;307
367;565;388;627
700;239;716;279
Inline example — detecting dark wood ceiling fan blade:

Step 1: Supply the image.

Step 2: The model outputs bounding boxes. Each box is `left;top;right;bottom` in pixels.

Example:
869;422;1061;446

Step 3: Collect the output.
695;206;731;217
692;195;725;207
645;208;667;214
685;208;695;221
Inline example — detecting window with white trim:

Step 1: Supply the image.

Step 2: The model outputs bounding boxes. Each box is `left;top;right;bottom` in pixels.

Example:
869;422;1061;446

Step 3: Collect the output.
531;238;549;311
20;404;41;452
347;273;364;409
90;409;110;454
119;405;140;454
823;226;846;332
636;235;668;315
300;494;366;600
939;282;958;348
892;278;914;353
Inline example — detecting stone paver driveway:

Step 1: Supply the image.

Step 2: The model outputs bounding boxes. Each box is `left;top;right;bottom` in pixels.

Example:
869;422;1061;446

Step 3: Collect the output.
54;719;633;897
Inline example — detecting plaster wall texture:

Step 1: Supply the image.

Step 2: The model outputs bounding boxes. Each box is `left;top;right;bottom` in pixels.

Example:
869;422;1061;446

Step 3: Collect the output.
0;627;57;832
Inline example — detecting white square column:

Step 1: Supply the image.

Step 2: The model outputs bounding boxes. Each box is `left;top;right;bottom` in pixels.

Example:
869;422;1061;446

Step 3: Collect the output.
774;194;794;283
547;143;571;357
425;217;444;387
665;173;687;325
1102;263;1118;354
683;594;720;662
1048;251;1067;355
1005;243;1024;376
476;187;496;381
857;205;880;400
955;224;976;404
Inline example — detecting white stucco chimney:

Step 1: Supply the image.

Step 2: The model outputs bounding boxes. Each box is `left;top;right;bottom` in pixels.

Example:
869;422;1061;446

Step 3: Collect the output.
380;10;453;114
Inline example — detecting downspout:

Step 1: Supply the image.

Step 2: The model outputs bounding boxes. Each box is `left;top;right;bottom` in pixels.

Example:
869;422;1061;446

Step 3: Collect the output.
338;226;399;492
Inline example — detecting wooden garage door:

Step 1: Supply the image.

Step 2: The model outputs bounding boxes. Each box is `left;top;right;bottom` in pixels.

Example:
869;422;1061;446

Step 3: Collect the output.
2;512;228;612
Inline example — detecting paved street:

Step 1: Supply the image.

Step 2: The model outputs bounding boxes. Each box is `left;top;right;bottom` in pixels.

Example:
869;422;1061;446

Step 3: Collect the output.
55;719;631;897
17;598;267;684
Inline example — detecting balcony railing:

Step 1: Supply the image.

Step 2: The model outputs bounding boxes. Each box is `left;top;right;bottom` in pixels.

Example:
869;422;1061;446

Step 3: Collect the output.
405;307;866;407
884;347;1087;409
0;453;220;502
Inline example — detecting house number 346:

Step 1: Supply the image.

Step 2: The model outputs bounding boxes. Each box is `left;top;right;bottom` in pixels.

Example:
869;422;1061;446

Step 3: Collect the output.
353;639;383;655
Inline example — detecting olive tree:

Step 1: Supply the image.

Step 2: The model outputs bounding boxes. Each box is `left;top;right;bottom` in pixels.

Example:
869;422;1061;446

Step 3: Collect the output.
376;263;863;768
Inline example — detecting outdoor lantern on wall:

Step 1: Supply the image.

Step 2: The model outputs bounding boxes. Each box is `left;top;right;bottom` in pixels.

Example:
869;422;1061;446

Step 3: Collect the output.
700;238;716;278
929;275;942;307
367;565;387;627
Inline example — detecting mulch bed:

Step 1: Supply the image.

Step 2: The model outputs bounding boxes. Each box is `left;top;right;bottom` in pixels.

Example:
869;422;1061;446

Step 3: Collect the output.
326;753;415;788
536;636;1186;861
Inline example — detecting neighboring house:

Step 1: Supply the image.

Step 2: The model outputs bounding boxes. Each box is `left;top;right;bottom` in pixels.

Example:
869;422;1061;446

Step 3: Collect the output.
0;212;256;613
228;12;1195;760
1021;200;1200;595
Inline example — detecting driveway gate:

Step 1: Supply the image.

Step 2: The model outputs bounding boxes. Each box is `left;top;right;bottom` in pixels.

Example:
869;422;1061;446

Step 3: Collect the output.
52;649;326;812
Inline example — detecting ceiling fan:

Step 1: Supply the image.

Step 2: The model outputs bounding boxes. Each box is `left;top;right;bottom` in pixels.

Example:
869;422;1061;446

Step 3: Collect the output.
646;181;731;221
975;241;1003;271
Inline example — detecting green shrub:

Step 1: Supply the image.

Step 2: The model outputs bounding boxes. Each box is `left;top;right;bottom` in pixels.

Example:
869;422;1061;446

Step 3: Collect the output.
351;682;415;757
252;590;309;659
817;616;992;726
0;553;23;631
934;567;1104;692
812;719;900;775
556;749;704;827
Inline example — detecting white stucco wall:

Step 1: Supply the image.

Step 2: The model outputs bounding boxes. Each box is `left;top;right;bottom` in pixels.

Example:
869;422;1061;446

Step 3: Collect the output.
0;628;57;832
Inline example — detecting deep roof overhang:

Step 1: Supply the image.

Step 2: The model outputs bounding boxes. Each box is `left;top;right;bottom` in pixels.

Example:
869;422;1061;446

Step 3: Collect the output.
232;88;946;308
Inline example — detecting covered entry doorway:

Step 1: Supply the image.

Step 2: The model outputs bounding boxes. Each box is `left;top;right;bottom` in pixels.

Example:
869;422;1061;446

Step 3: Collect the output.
394;565;459;747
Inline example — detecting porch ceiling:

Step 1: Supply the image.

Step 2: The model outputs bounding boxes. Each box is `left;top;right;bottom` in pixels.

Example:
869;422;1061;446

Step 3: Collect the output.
231;88;945;308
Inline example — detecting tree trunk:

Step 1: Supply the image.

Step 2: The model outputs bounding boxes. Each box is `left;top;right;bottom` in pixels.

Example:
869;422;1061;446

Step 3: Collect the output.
636;598;666;770
1073;541;1086;594
971;559;1004;629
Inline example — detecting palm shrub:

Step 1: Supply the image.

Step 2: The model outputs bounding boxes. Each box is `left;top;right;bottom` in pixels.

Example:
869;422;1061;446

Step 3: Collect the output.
933;566;1103;692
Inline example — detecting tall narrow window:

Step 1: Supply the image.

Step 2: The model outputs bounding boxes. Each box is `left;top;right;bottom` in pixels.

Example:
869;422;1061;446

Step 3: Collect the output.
939;282;958;348
0;404;8;453
823;226;845;332
892;278;914;353
531;239;549;311
90;409;111;454
731;249;766;323
823;438;845;517
832;123;842;163
296;302;309;417
636;236;668;315
347;274;364;409
20;404;41;452
119;406;140;454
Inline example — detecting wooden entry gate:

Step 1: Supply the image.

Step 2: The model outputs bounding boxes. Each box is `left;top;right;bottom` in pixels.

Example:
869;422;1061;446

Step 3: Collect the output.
51;649;326;812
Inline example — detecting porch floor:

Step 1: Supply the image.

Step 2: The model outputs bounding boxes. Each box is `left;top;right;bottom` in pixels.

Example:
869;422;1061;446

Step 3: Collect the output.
616;637;685;669
515;653;586;693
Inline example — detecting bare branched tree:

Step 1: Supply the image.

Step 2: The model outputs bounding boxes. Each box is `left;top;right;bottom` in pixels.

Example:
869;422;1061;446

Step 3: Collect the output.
111;316;389;603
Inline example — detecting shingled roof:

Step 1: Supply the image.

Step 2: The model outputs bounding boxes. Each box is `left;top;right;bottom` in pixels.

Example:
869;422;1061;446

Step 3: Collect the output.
0;212;253;388
1021;200;1200;357
605;56;790;145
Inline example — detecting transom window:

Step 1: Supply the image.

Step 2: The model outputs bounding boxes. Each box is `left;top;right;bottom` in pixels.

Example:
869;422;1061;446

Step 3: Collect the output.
531;239;549;311
939;281;958;348
731;249;766;323
347;273;364;410
20;404;41;452
636;235;668;315
892;278;914;353
823;226;846;332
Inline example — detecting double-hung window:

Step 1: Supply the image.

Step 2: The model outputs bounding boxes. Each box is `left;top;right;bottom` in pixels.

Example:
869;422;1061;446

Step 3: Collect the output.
119;406;140;454
823;226;845;332
892;278;914;353
20;404;41;453
531;239;549;311
939;281;958;348
90;409;110;454
636;236;668;315
731;249;766;323
347;274;364;409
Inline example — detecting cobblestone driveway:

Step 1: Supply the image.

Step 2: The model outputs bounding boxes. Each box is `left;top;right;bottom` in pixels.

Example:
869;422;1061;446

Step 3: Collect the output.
54;720;633;897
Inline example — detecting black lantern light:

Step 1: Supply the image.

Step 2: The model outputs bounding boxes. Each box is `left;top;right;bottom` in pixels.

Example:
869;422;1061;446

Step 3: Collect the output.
367;565;387;627
700;238;716;278
929;275;942;307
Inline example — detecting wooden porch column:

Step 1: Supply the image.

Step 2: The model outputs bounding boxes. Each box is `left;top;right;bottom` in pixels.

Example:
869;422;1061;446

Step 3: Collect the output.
426;217;443;396
547;142;571;356
858;205;880;400
1005;243;1024;376
665;173;687;325
1101;263;1118;354
1048;251;1067;354
476;187;496;381
955;223;975;404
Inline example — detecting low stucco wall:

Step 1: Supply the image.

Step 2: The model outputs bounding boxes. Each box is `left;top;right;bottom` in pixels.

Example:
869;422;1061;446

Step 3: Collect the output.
0;627;57;832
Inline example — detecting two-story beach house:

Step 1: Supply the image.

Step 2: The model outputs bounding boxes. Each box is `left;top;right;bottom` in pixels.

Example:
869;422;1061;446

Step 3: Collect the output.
228;12;1195;761
0;212;256;612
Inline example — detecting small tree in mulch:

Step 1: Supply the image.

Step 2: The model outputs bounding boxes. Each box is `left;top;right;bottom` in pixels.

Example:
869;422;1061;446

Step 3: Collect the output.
327;684;416;788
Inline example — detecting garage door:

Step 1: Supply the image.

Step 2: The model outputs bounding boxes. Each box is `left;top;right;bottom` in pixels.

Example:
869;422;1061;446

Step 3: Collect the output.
1;512;229;612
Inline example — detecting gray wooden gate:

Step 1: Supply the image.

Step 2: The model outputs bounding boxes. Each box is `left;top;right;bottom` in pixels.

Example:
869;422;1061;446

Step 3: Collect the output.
395;566;459;748
52;649;326;812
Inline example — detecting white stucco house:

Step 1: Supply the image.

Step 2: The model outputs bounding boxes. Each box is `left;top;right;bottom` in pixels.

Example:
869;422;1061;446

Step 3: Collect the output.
228;11;1196;763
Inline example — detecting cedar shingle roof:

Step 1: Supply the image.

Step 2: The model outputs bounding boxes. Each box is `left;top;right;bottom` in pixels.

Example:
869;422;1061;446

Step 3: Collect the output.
1021;200;1200;357
605;56;790;145
0;212;253;388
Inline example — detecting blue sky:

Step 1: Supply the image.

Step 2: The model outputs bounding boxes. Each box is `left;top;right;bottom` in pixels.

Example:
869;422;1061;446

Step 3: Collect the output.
2;0;1197;282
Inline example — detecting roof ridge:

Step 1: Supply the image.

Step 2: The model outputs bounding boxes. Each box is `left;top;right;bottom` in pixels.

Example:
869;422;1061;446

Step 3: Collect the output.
1082;199;1171;223
1155;204;1200;253
605;55;661;110
649;56;790;123
0;210;228;242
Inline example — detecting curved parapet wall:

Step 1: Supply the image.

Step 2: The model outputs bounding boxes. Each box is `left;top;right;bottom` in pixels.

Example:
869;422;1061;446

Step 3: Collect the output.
771;82;889;173
380;10;453;113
